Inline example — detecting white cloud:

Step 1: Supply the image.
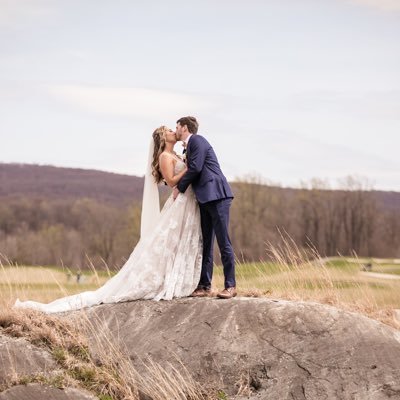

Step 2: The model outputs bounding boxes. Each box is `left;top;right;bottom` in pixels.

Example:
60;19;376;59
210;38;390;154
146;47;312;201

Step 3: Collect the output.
47;85;217;121
348;0;400;12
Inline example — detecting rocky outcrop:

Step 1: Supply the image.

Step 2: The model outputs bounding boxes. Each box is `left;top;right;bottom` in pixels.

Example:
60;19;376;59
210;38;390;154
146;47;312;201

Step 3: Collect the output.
85;297;400;400
1;298;400;399
0;384;97;400
0;333;97;400
0;333;56;385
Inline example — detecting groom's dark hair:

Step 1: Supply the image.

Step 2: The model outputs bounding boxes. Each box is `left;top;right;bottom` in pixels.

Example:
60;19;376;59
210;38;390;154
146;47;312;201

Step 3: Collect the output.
177;116;198;134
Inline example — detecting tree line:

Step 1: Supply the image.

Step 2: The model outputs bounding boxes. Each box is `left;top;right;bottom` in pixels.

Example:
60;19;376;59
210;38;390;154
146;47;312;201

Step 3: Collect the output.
0;176;399;269
231;176;399;261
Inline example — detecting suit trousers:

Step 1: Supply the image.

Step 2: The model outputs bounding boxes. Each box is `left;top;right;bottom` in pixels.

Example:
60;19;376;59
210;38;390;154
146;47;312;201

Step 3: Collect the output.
198;198;236;289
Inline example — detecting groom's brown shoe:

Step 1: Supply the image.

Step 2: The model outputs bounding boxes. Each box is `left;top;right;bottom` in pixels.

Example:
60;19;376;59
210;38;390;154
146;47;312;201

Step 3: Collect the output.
217;287;237;299
190;287;211;298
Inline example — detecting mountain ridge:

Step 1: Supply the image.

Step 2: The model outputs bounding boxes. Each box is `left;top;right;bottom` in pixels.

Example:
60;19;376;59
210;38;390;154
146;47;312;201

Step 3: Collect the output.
1;162;399;211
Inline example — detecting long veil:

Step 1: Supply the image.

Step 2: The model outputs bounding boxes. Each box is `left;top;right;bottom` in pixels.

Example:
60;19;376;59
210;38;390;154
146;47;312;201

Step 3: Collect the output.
140;139;160;238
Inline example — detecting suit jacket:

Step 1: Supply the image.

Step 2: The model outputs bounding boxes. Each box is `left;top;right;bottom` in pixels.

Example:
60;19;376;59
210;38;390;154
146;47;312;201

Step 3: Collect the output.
177;134;233;204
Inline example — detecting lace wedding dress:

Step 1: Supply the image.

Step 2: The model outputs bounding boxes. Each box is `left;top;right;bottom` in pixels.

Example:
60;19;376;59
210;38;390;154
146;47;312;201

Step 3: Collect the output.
14;158;202;313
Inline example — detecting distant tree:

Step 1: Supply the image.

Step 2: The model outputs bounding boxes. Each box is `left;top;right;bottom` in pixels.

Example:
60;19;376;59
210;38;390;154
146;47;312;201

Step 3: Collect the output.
338;176;377;255
231;175;289;261
71;199;125;267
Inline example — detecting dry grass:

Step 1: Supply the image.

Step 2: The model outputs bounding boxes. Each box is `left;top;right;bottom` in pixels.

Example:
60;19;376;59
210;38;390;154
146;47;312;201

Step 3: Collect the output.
0;307;134;398
1;242;400;330
0;252;212;399
0;307;211;399
0;263;109;309
1;243;399;398
213;238;400;329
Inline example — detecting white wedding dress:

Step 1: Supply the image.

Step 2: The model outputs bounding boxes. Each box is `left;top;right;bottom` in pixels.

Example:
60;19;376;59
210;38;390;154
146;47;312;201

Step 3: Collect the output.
14;158;202;313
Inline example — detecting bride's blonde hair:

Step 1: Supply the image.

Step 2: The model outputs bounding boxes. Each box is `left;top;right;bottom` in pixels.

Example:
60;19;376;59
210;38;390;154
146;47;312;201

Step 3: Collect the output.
151;126;168;183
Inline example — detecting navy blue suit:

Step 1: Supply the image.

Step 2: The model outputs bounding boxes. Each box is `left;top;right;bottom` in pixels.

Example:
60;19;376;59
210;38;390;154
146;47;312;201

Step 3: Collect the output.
177;135;236;289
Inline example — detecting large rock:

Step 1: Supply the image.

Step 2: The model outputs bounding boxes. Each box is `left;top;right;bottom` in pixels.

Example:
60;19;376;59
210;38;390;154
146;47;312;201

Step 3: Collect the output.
0;383;97;400
0;334;97;400
84;297;400;400
0;333;57;385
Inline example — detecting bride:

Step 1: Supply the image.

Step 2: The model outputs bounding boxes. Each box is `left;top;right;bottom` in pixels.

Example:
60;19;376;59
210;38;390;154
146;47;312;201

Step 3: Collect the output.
14;126;202;313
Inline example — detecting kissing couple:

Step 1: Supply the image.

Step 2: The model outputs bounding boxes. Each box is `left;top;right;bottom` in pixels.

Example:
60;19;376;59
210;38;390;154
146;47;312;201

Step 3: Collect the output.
15;116;236;313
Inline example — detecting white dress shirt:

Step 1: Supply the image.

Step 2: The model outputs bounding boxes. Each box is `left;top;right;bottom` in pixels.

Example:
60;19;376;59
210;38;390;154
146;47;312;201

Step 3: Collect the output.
183;134;193;148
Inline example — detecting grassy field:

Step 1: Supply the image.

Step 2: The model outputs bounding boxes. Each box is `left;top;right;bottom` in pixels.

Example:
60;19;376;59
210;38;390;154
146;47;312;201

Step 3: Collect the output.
1;253;400;329
0;264;112;306
215;257;400;312
1;252;399;399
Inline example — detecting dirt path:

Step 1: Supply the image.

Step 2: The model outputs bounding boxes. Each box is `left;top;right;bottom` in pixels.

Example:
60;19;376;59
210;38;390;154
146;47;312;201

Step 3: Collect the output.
359;271;400;280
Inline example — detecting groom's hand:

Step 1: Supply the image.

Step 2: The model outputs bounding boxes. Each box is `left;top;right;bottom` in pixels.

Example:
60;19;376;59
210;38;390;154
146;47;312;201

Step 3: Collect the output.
173;186;180;200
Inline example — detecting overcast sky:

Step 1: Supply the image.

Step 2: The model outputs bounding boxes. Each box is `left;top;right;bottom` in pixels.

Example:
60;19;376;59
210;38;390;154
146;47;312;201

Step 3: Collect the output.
1;0;399;190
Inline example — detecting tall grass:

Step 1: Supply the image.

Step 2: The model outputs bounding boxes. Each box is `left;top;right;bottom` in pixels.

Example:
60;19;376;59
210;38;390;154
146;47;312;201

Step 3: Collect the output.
0;306;210;399
213;237;400;329
2;241;400;329
0;254;213;399
1;242;399;398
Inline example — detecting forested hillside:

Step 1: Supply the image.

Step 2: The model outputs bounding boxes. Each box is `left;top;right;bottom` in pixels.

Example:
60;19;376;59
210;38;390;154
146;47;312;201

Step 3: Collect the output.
0;163;144;205
0;163;399;269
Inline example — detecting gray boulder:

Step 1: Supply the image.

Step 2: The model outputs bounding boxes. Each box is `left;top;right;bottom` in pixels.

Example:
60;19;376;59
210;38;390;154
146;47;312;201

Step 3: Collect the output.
84;297;400;400
0;334;97;400
0;333;57;385
0;383;97;400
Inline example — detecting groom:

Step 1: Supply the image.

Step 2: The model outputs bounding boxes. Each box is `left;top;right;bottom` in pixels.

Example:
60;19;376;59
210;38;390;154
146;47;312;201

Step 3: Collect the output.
173;116;236;299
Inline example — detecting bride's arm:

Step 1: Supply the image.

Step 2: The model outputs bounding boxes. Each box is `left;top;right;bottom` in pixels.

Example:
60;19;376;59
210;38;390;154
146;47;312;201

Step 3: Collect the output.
159;154;187;188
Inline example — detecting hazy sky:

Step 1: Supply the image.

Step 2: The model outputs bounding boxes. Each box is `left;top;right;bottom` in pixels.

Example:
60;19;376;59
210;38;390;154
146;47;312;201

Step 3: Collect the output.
1;0;399;190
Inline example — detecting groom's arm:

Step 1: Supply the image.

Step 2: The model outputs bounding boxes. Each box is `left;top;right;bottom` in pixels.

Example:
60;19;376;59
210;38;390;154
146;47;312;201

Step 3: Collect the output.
177;136;207;194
